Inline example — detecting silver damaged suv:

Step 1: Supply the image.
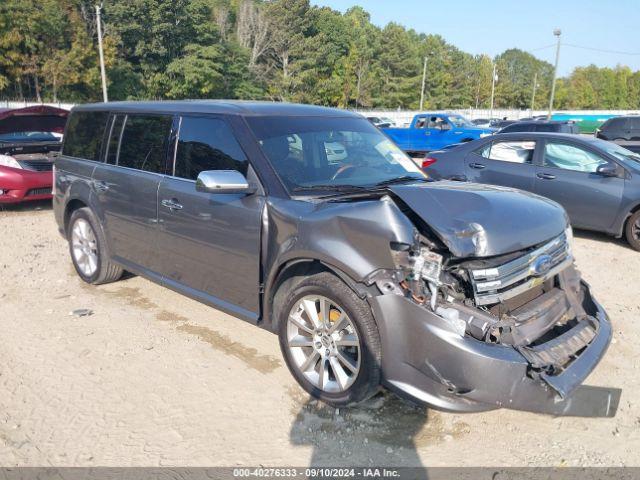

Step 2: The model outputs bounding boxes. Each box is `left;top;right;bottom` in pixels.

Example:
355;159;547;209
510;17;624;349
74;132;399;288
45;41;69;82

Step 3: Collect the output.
53;101;619;416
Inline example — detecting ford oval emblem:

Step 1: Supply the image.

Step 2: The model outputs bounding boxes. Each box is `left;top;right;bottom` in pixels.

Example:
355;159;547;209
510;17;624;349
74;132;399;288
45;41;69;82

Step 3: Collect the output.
531;254;553;277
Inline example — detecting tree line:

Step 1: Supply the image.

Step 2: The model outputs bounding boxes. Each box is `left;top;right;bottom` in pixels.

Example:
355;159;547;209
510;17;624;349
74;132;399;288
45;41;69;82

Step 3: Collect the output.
1;0;639;110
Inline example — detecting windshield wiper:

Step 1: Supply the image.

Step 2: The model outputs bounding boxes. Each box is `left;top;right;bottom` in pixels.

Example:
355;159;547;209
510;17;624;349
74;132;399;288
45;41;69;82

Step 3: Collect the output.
292;184;369;195
373;175;429;187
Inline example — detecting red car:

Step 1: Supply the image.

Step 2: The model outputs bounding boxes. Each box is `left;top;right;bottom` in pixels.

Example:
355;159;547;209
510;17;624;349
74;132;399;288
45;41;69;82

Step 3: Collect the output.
0;105;69;204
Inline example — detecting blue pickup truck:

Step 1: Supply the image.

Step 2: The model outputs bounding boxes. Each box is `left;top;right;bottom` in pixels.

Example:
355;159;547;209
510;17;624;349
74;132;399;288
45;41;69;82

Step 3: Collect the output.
382;113;495;156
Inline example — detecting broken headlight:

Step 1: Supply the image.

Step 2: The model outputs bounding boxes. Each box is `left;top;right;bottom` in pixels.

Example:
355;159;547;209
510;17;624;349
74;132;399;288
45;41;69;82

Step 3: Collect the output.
565;225;574;254
390;243;443;285
412;247;443;285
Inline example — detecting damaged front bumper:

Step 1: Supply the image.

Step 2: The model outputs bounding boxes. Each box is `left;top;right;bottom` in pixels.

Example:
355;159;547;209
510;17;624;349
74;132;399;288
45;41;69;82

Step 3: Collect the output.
370;280;620;417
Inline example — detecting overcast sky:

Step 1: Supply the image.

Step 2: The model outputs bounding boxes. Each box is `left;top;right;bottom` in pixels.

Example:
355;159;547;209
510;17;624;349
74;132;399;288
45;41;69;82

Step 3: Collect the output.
310;0;640;75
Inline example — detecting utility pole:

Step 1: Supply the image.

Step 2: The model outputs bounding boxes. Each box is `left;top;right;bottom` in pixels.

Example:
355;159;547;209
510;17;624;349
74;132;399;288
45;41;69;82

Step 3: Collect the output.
489;62;497;120
96;4;108;102
547;28;562;120
419;56;428;111
530;72;538;112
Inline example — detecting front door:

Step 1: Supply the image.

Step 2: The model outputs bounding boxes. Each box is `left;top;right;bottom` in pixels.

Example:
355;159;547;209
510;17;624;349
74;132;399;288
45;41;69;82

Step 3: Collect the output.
425;115;454;150
92;113;173;273
156;115;264;321
464;138;537;192
534;140;625;231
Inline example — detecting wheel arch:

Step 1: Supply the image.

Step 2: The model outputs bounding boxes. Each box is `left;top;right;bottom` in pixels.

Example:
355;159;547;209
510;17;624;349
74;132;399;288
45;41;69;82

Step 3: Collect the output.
63;198;89;236
614;201;640;237
262;258;376;332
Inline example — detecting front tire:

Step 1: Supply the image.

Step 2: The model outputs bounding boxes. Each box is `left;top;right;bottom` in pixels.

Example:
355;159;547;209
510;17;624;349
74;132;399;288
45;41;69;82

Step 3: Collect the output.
68;207;123;284
625;210;640;251
277;272;381;407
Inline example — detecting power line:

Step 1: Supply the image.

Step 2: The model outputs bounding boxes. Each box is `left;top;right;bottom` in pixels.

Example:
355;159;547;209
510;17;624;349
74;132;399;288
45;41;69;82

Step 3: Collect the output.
529;43;556;52
563;43;640;56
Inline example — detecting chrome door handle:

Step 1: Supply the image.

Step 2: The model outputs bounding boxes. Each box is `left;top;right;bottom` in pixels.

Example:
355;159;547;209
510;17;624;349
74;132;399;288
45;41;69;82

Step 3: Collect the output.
469;162;486;169
161;199;183;211
537;173;556;180
94;181;109;193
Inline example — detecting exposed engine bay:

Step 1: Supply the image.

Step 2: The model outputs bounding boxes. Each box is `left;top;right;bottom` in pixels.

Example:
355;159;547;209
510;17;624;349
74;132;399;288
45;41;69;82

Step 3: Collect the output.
366;196;602;395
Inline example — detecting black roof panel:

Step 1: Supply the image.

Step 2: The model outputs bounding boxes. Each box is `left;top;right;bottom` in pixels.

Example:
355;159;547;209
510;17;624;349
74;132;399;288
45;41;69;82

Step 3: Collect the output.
72;100;359;118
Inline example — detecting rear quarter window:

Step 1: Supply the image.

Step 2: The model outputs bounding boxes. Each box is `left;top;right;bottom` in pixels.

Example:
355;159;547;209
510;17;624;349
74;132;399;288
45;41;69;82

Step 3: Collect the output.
62;111;109;161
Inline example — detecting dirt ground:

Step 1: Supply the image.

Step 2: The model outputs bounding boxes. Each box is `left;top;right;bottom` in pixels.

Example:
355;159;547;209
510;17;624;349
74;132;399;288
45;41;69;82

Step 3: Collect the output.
0;201;639;467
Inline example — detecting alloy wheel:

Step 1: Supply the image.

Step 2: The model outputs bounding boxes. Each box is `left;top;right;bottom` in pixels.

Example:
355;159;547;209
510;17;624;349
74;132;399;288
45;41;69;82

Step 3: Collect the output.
286;295;361;393
634;217;640;240
71;218;99;277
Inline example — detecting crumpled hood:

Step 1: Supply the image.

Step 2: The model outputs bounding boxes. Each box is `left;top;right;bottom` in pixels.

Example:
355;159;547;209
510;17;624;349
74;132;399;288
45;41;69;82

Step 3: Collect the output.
389;181;567;258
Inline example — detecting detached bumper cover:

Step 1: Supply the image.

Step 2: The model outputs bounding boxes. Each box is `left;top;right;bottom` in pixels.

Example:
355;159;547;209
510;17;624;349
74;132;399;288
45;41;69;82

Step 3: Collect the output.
0;166;52;203
370;281;619;417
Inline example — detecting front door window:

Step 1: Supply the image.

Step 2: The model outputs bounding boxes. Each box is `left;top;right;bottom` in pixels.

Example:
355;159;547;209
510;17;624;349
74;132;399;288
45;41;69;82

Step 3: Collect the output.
543;143;609;173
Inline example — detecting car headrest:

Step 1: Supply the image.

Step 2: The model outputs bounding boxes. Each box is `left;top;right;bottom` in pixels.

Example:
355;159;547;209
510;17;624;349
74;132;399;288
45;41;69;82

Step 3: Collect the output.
261;136;290;162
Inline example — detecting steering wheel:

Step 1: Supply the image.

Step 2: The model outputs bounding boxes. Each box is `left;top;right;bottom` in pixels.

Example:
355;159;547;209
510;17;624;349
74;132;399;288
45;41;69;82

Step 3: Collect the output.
331;164;358;180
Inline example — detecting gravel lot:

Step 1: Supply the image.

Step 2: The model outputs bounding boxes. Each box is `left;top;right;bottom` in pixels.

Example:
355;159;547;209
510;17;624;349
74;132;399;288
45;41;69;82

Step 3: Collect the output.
1;202;639;467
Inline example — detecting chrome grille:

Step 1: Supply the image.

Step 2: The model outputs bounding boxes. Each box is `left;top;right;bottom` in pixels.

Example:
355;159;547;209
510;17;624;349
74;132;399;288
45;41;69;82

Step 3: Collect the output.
469;233;572;306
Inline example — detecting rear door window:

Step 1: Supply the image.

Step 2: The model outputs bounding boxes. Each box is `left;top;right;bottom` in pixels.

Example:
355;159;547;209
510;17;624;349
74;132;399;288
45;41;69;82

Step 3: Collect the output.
117;115;172;174
62;111;109;161
173;116;248;180
479;140;536;164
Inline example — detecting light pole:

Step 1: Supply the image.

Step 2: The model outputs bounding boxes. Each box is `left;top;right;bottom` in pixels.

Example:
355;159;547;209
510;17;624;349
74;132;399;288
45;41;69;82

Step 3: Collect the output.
547;28;561;120
530;72;539;112
96;4;108;102
489;62;497;120
419;56;428;111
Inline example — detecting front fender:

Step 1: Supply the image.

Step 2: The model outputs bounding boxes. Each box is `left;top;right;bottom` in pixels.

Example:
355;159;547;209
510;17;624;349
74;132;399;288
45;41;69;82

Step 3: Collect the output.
261;196;417;328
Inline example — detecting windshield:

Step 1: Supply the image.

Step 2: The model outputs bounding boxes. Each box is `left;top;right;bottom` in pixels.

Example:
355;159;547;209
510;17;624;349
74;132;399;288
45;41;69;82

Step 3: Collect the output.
0;131;61;143
448;115;473;128
598;140;640;165
247;116;425;194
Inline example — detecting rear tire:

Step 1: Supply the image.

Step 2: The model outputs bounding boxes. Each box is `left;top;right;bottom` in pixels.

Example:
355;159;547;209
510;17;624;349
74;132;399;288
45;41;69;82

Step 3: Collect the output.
68;207;123;284
625;210;640;251
276;271;381;407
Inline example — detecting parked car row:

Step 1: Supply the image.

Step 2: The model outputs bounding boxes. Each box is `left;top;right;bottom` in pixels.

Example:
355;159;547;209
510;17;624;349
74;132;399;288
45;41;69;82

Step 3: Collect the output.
52;100;617;416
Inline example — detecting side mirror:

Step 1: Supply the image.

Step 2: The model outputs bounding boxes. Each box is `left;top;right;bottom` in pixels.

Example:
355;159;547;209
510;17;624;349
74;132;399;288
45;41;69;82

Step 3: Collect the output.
596;163;618;177
195;170;256;195
440;122;452;131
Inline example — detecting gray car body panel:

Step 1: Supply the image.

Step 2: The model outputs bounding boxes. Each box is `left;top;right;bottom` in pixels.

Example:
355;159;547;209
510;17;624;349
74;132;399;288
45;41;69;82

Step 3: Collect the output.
427;132;640;237
387;182;567;257
53;101;617;416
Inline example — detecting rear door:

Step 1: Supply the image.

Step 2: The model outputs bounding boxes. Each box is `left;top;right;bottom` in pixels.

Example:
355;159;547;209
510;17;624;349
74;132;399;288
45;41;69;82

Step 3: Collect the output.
464;138;537;192
534;139;624;231
92;113;173;273
156;115;265;321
